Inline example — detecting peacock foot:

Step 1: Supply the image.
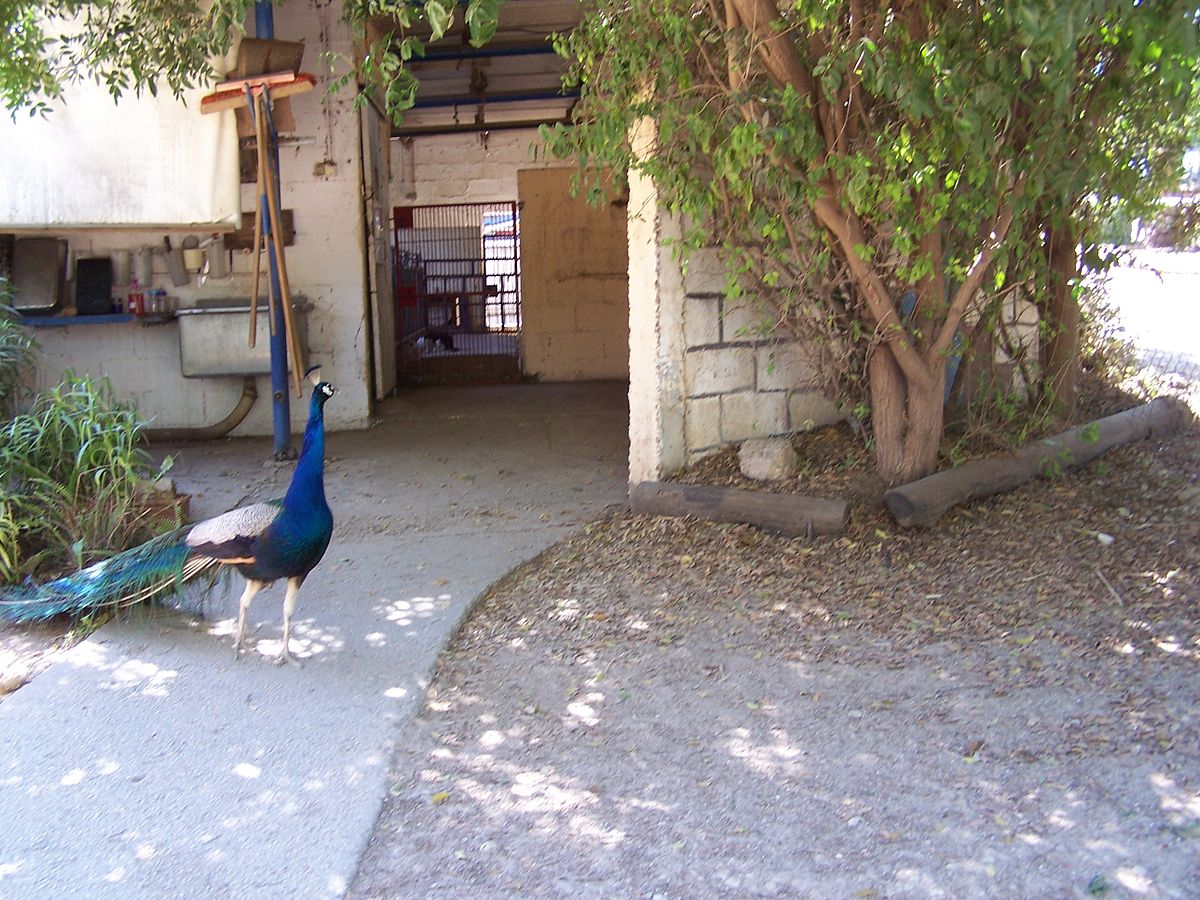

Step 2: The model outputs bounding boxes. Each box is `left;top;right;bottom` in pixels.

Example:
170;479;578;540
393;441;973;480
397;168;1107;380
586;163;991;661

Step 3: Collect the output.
275;647;303;668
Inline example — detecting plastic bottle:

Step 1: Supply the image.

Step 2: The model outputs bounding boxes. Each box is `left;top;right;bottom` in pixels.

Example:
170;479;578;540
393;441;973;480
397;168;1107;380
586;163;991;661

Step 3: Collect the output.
129;278;144;316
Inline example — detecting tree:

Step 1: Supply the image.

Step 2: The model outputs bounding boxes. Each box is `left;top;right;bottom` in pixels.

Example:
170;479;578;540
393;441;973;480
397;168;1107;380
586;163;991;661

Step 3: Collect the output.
1;0;249;114
548;0;1199;483
1;1;498;117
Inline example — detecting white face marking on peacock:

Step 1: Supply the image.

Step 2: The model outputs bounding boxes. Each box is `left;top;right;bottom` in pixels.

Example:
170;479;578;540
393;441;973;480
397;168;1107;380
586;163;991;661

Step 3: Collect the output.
319;382;335;398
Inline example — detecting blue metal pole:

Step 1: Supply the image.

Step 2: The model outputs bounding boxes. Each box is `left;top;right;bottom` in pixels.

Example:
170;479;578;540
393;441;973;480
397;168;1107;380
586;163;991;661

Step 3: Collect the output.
256;1;294;459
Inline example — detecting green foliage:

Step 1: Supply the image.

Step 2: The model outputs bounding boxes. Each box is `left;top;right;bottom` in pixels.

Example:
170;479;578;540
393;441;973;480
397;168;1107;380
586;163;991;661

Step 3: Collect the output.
1079;275;1138;382
1;0;251;115
0;285;37;418
2;1;505;125
0;373;172;583
942;383;1059;467
1079;421;1101;444
545;0;1199;476
334;0;504;122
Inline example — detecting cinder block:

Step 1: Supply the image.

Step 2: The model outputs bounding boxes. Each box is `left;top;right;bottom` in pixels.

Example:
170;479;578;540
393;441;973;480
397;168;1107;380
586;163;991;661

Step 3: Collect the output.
522;333;556;372
592;336;629;379
684;395;721;450
525;298;577;334
466;178;508;199
787;391;843;431
683;295;720;348
430;179;468;199
721;391;788;442
684;346;755;396
1013;297;1039;327
682;246;727;296
722;297;771;343
756;342;817;391
575;288;627;332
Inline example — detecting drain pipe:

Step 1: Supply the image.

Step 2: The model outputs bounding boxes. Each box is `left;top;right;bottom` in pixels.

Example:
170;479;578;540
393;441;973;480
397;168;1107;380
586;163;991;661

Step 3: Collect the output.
145;377;258;442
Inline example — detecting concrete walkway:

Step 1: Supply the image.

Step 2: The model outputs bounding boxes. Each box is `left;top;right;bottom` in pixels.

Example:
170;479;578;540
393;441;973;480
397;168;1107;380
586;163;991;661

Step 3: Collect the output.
0;383;628;898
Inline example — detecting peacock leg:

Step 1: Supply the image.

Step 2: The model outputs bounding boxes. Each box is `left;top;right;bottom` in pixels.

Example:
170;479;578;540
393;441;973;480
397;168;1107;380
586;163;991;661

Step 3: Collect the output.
234;579;264;658
276;577;304;667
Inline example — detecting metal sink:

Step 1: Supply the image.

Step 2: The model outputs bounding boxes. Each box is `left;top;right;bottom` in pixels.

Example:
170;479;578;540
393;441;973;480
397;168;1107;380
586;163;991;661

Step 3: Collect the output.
177;297;308;377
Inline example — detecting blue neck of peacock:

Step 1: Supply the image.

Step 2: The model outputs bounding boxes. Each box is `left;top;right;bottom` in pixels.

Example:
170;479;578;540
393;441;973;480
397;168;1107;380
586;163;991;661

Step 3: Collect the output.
284;394;327;510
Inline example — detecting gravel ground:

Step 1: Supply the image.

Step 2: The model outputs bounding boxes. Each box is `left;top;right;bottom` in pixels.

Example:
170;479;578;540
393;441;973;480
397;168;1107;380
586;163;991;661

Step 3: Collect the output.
350;421;1199;899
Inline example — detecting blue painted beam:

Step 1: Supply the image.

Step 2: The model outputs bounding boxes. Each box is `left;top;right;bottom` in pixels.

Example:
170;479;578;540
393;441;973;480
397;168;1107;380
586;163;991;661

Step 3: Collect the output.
418;44;561;62
255;1;295;460
409;88;579;109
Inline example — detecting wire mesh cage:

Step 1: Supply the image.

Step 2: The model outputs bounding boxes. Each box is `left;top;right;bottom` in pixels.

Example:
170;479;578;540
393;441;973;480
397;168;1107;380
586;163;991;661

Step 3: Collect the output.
394;202;522;385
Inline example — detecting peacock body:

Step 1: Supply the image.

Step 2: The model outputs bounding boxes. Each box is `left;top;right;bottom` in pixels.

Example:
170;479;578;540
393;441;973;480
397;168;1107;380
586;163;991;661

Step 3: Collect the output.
0;375;336;664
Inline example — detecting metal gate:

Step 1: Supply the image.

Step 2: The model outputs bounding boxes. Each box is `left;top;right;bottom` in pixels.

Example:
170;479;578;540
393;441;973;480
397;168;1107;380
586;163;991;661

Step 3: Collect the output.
394;202;521;385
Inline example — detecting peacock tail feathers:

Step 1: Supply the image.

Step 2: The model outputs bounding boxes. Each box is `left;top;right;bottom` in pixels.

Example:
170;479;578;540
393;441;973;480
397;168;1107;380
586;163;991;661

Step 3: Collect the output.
0;526;220;622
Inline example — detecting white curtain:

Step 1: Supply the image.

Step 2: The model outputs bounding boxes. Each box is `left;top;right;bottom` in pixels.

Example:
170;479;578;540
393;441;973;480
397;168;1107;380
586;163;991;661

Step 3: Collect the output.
0;81;240;229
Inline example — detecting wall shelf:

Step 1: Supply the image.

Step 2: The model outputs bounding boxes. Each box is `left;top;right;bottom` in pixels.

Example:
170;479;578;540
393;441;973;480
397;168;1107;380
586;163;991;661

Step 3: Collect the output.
21;313;133;327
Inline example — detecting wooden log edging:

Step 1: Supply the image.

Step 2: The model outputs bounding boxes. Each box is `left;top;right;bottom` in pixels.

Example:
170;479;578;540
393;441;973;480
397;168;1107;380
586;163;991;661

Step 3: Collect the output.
885;396;1191;528
630;481;849;537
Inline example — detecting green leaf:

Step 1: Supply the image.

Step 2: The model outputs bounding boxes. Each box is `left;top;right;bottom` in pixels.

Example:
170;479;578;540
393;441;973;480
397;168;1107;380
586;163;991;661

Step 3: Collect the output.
425;0;455;41
466;0;500;48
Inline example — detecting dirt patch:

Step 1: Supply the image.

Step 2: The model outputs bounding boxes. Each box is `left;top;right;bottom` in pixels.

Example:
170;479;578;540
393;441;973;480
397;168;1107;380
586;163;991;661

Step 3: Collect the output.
350;426;1199;898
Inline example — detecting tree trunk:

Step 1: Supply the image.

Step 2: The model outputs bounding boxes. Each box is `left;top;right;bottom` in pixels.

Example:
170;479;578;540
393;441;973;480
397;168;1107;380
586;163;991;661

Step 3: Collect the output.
869;345;908;482
946;314;997;418
1041;220;1080;416
869;345;945;485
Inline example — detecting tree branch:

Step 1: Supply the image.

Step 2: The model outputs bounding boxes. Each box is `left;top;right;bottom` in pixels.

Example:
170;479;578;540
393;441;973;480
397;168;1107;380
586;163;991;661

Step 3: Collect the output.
931;174;1026;360
726;0;837;162
728;0;814;97
810;186;933;389
915;219;946;354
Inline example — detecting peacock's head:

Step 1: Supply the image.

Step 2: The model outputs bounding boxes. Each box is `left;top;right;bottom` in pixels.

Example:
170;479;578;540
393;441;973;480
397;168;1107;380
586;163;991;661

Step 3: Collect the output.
306;365;336;405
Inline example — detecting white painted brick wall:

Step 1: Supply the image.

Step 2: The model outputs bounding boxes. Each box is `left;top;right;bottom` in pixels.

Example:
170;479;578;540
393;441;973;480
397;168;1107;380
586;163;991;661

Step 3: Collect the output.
24;4;372;436
394;129;564;205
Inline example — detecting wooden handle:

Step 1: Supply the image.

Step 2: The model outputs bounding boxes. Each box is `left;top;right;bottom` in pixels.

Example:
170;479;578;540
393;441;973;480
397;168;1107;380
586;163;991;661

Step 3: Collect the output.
252;101;277;340
248;153;264;348
256;92;305;398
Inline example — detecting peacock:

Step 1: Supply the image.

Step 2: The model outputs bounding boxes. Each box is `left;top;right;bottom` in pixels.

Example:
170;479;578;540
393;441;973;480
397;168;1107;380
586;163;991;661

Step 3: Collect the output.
0;368;336;666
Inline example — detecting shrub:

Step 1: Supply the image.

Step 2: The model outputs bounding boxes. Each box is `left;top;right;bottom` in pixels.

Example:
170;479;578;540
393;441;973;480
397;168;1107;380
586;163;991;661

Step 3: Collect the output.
0;283;37;418
0;373;173;583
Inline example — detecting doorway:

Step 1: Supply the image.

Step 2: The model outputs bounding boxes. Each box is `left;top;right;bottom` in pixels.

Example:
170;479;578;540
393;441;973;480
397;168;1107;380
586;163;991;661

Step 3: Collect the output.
393;201;522;385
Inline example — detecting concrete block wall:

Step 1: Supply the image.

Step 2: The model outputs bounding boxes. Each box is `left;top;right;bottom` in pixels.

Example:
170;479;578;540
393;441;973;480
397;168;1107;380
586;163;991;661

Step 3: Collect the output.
27;2;372;437
391;129;562;205
678;247;841;464
517;168;628;382
393;135;628;383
